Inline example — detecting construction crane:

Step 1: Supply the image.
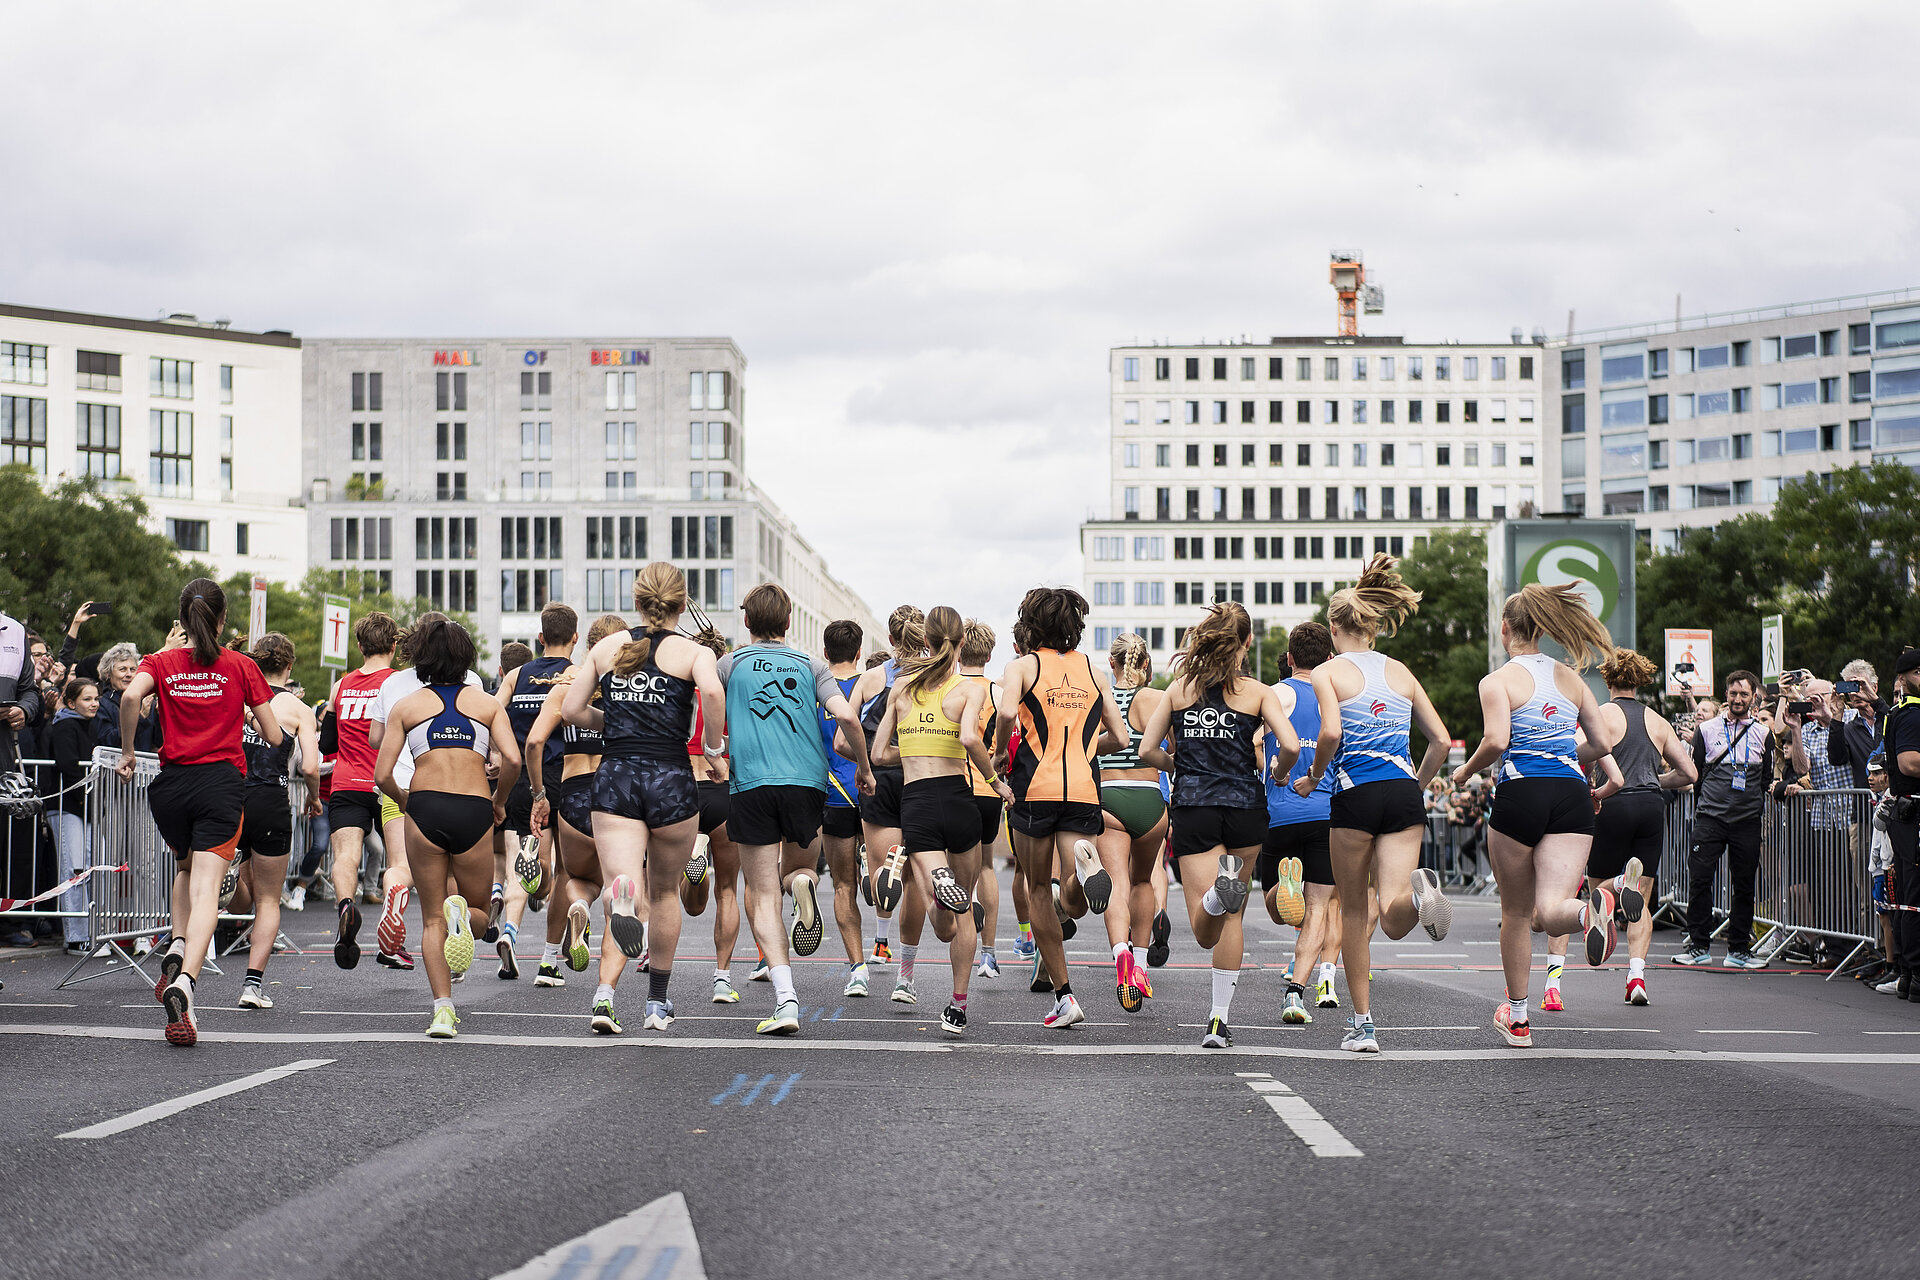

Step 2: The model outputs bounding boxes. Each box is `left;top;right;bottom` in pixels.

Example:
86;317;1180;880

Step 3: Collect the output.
1329;252;1384;337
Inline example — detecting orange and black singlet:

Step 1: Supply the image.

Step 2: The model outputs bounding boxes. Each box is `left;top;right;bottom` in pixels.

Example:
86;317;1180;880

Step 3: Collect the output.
1011;649;1102;805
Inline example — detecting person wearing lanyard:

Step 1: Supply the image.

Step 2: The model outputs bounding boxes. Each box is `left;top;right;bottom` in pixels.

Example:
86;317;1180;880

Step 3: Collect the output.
1677;669;1773;968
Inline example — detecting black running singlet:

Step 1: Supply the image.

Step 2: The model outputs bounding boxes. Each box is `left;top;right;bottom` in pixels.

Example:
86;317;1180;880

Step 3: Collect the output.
242;686;295;789
1171;683;1264;809
598;628;697;761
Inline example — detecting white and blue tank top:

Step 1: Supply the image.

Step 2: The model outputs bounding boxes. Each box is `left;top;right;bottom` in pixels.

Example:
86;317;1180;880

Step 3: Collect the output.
1499;652;1583;781
1327;650;1415;791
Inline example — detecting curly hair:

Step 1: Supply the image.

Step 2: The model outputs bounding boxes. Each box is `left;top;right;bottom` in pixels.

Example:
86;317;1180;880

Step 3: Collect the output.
1598;648;1657;690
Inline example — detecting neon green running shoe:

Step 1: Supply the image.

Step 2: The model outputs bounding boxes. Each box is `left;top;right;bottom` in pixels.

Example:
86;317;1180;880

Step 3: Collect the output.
564;901;592;972
591;998;622;1035
427;1005;460;1039
443;896;475;976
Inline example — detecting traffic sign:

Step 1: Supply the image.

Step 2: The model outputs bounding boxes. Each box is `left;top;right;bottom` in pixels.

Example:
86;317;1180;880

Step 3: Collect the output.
1664;628;1713;696
248;576;268;648
321;594;351;670
1760;614;1784;683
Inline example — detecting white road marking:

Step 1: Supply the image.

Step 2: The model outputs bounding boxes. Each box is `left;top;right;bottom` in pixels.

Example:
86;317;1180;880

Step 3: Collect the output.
1396;952;1468;958
1237;1074;1362;1157
7;1023;1917;1064
1695;1029;1818;1035
491;1191;706;1279
0;1001;75;1008
58;1058;333;1139
1862;1030;1920;1036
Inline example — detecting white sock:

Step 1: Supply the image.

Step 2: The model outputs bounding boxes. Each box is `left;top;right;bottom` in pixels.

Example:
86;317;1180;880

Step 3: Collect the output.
899;944;918;981
1577;901;1591;928
541;942;561;965
1132;945;1148;969
433;996;454;1013
1200;886;1226;917
1628;957;1646;979
1209;967;1239;1019
1112;942;1129;961
595;982;615;1003
874;921;890;944
1508;996;1529;1022
1318;961;1335;983
714;968;731;982
1546;957;1564;982
771;964;796;1005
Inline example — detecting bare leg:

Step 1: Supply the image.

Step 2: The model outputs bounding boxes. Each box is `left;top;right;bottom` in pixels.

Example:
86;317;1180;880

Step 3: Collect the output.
643;816;698;984
1289;882;1336;986
824;833;865;963
179;850;226;980
1330;828;1379;1018
328;824;365;904
709;824;741;970
409;831;454;1000
1127;816;1168;946
973;841;1000;952
1177;848;1256;960
1093;816;1134;951
738;842;790;970
1486;830;1539;1003
1373;825;1425;941
246;854;290;975
1015;830;1068;989
590;812;649;991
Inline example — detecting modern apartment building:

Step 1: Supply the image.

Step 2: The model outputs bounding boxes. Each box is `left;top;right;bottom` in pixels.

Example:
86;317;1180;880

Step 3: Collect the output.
0;303;306;580
1080;333;1545;663
301;335;878;654
1546;287;1920;548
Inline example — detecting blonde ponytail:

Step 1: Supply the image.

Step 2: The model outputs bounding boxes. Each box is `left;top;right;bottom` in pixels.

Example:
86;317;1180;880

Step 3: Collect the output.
613;562;689;677
1326;554;1421;639
1109;631;1152;688
1503;582;1613;670
902;605;963;695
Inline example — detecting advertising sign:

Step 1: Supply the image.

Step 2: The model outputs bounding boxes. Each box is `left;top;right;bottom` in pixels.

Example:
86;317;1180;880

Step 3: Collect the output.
321;594;351;670
248;576;268;648
1664;628;1713;696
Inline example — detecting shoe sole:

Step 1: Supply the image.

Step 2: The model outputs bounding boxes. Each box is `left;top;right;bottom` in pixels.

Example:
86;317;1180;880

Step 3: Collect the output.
237;991;272;1009
858;853;874;907
1075;840;1112;915
154;948;185;1004
756;1015;800;1035
844;982;869;998
427;1023;457;1040
642;1016;673;1031
335;903;362;970
497;938;519;980
1585;887;1617;966
1201;1035;1230;1049
1117;979;1144;1014
941;1015;966;1037
1627;984;1650;1005
1413;867;1451;941
1146;943;1169;968
535;973;565;988
608;877;646;959
1498;1023;1532;1048
972;900;985;933
890;986;917;1005
1213;856;1248;915
931;870;970;914
1044;1005;1085;1030
1273;857;1306;927
790;875;824;957
1029;951;1051;993
1542;991;1563;1012
712;987;738;1004
1281;1006;1311;1025
515;837;543;895
163;983;196;1047
565;903;592;971
1340;1038;1379;1054
443;897;474;975
590;1015;623;1035
1618;857;1646;922
375;951;414;970
377;889;409;956
875;852;907;914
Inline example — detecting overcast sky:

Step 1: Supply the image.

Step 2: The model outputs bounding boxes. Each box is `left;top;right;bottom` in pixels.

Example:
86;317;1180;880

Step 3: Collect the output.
6;1;1916;650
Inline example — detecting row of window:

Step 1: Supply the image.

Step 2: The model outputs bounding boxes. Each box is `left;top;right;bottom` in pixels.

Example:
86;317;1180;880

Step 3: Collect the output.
350;368;735;414
1122;354;1537;384
404;560;744;618
1563;382;1855;433
1561;325;1906;391
1125;397;1536;427
1095;532;1422;565
2;345;232;404
2;398;235;490
345;419;732;465
1116;482;1523;522
1564;423;1871;480
1122;439;1534;469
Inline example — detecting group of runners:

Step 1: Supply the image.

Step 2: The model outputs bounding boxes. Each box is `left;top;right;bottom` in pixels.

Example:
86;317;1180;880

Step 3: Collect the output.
125;554;1688;1053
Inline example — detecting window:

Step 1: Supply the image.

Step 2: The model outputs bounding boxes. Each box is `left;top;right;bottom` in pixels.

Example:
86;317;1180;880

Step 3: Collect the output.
417;516;478;561
520;420;554;462
1211;487;1228;518
1135;581;1165;606
1852;419;1873;449
1291;443;1307;467
1210;357;1227;380
1462;357;1477;380
1489;399;1506;421
1325;443;1339;467
1435;357;1450;381
1380;400;1396;424
1733;479;1753;504
1463;487;1479;519
433;370;465;411
691;421;730;460
436;472;467;501
1648;349;1669;379
1296;487;1312;519
435;421;468;461
1122;401;1140;425
1124;486;1140;519
1308;537;1325;559
691;371;731;410
585;516;647;563
1212;443;1228;467
1261;400;1280;424
1490;356;1507;380
164;518;208;552
150;357;192;399
1732;342;1751;367
1380;356;1395;380
513;370;551;411
1157;488;1171;519
1353;399;1368;424
148;409;191;488
1561;438;1587;478
1155;443;1171;467
1694;345;1729;370
1268;443;1283;466
76;350;121;392
1519;356;1535;380
1696;390;1730;416
1124;442;1141;468
1210;401;1227;424
1408;400;1424;424
1408;486;1423;519
1463;443;1479;466
219;415;233;490
1353;356;1368;381
75;403;121;478
1269;357;1285;380
1436;401;1451;424
1352;442;1368;467
1780;333;1817;360
233;522;249;554
1297;357;1313;380
218;364;234;405
1694;436;1732;463
1649;440;1667;469
1491;443;1507;467
604;420;639;461
1324;486;1340;519
1648;394;1669;425
1601;345;1645;383
1436;444;1451;466
1184;443;1201;467
1600;432;1646;475
1732;433;1753;459
1323;400;1339;424
1380;487;1396;519
1732;386;1752;413
1562;350;1586;389
1154;400;1172;425
1600;388;1645;428
1296;400;1311;423
1850;370;1874;402
1123;357;1139;381
1133;536;1165;560
1091;581;1124;606
1093;536;1124;560
1238;400;1254;424
1184;401;1200;424
1240;488;1255;520
1463;400;1478;423
1183;357;1200;380
1406;442;1424;466
1;395;48;472
1324;357;1339;381
1850;323;1872;354
1236;443;1253;467
501;516;565;563
1185;489;1201;519
1380;442;1396;467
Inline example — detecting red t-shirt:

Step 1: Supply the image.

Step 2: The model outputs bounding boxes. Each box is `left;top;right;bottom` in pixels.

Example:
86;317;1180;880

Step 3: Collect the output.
137;647;274;770
329;667;395;793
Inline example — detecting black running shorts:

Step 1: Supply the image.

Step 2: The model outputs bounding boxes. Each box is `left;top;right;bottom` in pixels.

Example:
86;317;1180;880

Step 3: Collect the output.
1587;788;1661;879
1489;776;1595;847
149;761;246;862
237;786;294;860
1328;778;1425;837
822;804;862;841
730;784;825;848
497;773;535;835
901;775;982;856
1258;819;1333;888
408;789;496;854
1009;799;1104;839
974;795;1004;847
1170;804;1266;860
697;778;731;836
861;766;904;830
557;773;594;835
327;788;381;835
592;757;700;829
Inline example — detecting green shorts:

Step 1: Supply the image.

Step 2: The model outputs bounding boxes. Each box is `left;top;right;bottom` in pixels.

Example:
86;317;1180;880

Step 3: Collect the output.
1101;782;1167;840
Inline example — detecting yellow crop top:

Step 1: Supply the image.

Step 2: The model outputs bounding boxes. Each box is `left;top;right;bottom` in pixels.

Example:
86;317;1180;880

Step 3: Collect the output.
898;673;968;760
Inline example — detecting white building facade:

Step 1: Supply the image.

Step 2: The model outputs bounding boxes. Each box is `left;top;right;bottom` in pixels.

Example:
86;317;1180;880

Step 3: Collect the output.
301;335;878;655
0;303;306;581
1081;334;1545;664
1546;287;1920;548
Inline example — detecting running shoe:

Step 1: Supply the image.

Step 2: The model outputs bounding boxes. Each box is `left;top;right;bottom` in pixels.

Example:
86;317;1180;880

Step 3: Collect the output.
163;977;197;1047
682;837;712;917
426;1005;459;1039
608;875;646;958
749;956;771;982
789;872;824;956
1012;933;1036;962
1281;991;1312;1024
1494;1003;1532;1047
1315;977;1341;1008
874;846;909;914
972;900;986;934
1272;856;1306;928
238;982;273;1009
1074;839;1112;915
1874;975;1901;994
1028;945;1050;993
1146;911;1171;968
155;942;185;1003
1340;1015;1379;1053
869;939;893;967
930;866;970;915
443;895;475;976
713;973;741;1003
858;847;874;906
535;962;566;987
376;947;414;971
976;951;1001;979
497;935;520;981
1584;885;1619;967
1201;1016;1232;1048
642;1000;675;1031
217;862;241;911
1541;986;1563;1013
1615;856;1646;923
1212;855;1248;916
1410;866;1452;941
1042;993;1085;1029
1051;883;1079;941
564;901;592;971
756;999;801;1035
890;977;917;1005
1116;953;1145;1013
1136;966;1153;1000
637;950;650;974
483;885;503;943
591;998;623;1035
377;884;411;957
334;900;362;970
1625;976;1649;1005
1724;950;1768;970
1674;944;1713;966
844;963;870;997
941;1002;968;1036
515;833;543;896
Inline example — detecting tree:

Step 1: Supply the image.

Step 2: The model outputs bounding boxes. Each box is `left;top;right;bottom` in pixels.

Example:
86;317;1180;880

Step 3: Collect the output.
1634;510;1796;687
0;465;212;654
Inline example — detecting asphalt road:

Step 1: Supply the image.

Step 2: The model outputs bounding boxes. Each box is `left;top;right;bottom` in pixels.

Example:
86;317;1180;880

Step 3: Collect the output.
3;867;1917;1280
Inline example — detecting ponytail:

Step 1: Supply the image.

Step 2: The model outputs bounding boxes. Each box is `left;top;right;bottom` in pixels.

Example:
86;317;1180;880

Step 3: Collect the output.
1327;554;1421;639
179;577;226;667
1109;631;1152;688
902;605;963;695
613;562;690;677
1502;582;1614;670
1598;648;1657;691
1176;602;1250;694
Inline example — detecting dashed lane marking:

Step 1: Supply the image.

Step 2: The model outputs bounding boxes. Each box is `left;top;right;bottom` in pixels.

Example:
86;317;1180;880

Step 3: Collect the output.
1235;1072;1362;1157
58;1057;333;1139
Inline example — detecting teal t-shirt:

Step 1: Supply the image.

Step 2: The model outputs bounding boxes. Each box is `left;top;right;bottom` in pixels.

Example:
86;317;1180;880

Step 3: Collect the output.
717;642;843;793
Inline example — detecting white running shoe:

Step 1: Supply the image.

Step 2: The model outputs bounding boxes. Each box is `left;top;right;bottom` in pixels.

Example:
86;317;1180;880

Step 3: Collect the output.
1074;839;1112;914
890;977;917;1005
844;963;870;997
1410;867;1452;941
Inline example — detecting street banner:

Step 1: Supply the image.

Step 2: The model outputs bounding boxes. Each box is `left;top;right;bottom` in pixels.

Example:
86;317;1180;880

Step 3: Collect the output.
1664;628;1713;696
322;594;351;670
248;576;268;648
1761;614;1784;684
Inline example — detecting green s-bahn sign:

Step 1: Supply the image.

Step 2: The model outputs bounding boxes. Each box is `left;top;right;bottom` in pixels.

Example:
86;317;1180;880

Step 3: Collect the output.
1489;519;1638;694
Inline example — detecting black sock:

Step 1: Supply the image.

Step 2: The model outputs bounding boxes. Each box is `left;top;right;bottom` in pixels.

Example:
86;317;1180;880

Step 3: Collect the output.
1286;981;1304;996
1054;982;1073;999
648;968;672;1002
246;968;264;985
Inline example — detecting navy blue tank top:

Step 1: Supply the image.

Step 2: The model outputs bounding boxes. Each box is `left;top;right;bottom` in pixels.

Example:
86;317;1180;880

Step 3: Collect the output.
599;628;697;762
242;686;295;788
508;654;572;779
859;659;899;765
1171;683;1265;810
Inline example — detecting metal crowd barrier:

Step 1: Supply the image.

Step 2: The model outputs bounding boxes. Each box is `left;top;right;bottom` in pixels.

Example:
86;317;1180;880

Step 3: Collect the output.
0;758;81;929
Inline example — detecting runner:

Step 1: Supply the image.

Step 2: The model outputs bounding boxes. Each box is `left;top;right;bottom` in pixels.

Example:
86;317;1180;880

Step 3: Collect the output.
374;616;519;1039
958;620;1005;980
993;587;1132;1030
1293;555;1452;1054
1138;603;1299;1047
116;578;280;1046
494;605;578;978
851;605;924;989
563;562;726;1033
872;606;1010;1035
1003;622;1038;968
320;612;400;970
1259;622;1337;1027
1540;648;1694;1010
233;633;321;1009
1094;632;1169;1012
1452;581;1624;1048
490;640;534;940
524;613;628;989
818;619;873;996
718;584;875;1034
682;631;746;1000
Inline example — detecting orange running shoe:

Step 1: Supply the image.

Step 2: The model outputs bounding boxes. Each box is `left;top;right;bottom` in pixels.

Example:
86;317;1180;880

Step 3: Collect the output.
1495;1001;1533;1047
1542;986;1564;1012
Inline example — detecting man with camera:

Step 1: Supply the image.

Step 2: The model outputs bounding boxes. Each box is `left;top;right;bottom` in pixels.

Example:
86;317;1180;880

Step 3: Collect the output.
1778;676;1866;963
1679;669;1773;968
1879;649;1920;1001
